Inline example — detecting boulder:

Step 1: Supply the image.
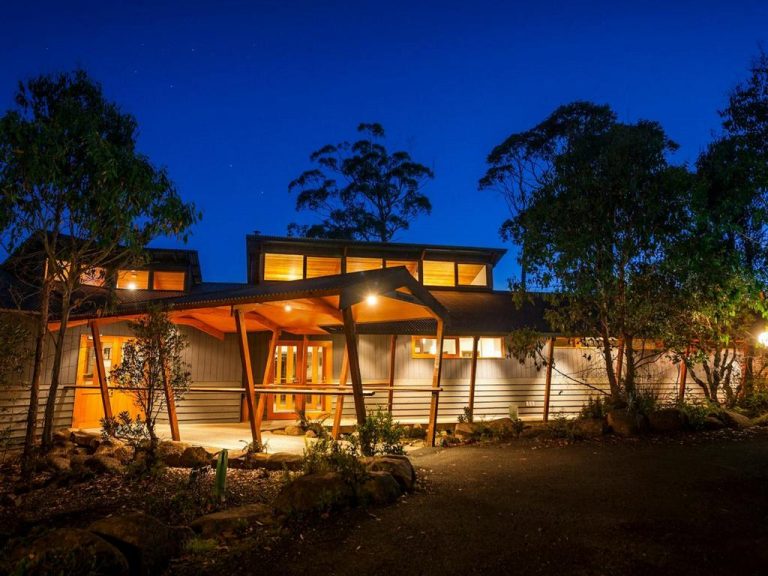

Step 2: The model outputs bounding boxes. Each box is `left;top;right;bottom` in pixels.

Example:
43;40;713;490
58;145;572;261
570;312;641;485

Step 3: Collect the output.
273;472;355;515
753;413;768;427
720;409;753;429
190;503;274;537
364;455;416;492
572;418;605;438
488;417;516;436
46;454;71;473
157;440;188;466
94;439;132;464
14;528;129;576
71;430;101;449
648;408;688;433
266;452;304;471
360;471;402;505
454;422;475;440
607;410;642;437
180;446;213;468
284;425;305;436
89;512;184;576
305;429;317;439
703;415;726;430
53;428;76;445
84;454;126;475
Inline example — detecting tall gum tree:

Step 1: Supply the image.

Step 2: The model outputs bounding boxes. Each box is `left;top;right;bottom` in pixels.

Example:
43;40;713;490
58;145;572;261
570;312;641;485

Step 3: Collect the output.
288;123;434;242
0;70;200;474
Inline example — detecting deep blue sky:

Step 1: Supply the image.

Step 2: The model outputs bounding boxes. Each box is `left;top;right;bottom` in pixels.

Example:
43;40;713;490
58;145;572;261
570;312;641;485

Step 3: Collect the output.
2;1;766;287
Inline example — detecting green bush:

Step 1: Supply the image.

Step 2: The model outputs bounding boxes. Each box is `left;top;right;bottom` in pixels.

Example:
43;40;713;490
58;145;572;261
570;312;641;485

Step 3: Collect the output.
350;408;405;456
580;395;609;419
301;435;367;484
678;400;717;431
627;386;659;417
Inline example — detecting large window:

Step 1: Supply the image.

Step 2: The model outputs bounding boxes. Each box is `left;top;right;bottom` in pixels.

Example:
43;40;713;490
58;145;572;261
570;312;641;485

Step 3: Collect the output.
116;269;150;290
385;259;419;279
153;271;186;291
346;256;383;273
412;336;504;359
422;260;455;287
264;253;304;281
457;263;487;287
306;256;341;278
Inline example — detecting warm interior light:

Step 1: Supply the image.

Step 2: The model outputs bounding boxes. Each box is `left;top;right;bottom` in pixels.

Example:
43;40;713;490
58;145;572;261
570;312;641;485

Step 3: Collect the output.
366;294;378;306
284;304;292;312
758;331;768;347
127;281;137;290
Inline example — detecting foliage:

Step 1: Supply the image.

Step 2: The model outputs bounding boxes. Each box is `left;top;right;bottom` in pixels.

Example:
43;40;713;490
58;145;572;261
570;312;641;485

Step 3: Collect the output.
457;405;473;424
507;327;548;370
288;123;434;242
296;407;329;438
677;400;716;431
350;407;405;456
544;414;577;440
580;395;609;420
301;435;366;483
101;410;150;448
184;538;218;555
0;69;199;472
508;405;524;438
108;309;192;462
626;386;659;418
213;449;228;503
239;439;268;454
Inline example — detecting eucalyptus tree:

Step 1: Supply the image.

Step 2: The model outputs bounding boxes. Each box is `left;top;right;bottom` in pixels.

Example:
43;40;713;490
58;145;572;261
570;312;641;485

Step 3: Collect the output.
503;103;688;402
0;70;199;475
288;123;434;242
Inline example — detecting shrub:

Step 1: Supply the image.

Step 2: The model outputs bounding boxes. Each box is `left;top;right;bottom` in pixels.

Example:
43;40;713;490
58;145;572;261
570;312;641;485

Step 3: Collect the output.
301;435;366;484
350;408;405;456
678;400;717;431
508;405;524;438
627;386;659;417
544;414;576;440
580;395;609;419
457;406;473;424
737;387;768;417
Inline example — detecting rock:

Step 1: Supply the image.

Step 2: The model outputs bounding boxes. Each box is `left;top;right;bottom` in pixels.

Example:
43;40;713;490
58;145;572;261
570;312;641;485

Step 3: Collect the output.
720;409;753;429
94;439;132;464
271;428;286;435
84;454;126;475
753;413;768;427
454;422;475;440
607;410;644;436
572;418;605;438
190;503;274;537
360;471;402;505
89;512;183;576
46;454;71;473
53;428;76;445
364;455;416;492
70;454;88;472
305;429;317;438
71;430;101;449
274;472;355;515
648;408;687;432
157;440;188;466
14;528;129;576
284;425;305;436
267;452;304;471
488;417;516;436
703;415;726;430
180;446;213;468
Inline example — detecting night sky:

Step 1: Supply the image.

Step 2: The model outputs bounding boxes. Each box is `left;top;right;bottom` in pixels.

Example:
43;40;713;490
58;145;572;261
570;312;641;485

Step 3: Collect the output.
2;1;766;287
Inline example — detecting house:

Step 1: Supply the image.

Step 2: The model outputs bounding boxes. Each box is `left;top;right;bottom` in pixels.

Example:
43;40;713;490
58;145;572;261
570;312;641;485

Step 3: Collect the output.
0;234;688;447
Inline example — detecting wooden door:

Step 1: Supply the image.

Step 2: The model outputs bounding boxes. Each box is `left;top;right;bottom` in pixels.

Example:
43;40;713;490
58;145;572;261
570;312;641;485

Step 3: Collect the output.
72;335;142;429
267;341;332;419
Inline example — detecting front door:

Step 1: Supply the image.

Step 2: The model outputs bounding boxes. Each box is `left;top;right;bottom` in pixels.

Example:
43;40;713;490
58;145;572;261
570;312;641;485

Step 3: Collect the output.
72;335;142;429
267;340;332;419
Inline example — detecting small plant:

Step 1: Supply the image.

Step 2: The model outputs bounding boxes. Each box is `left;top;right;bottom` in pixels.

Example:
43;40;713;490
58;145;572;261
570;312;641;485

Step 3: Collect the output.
508;405;524;438
350;408;405;456
678;400;716;431
296;408;330;438
627;386;659;417
239;439;268;454
545;413;576;440
457;405;473;424
580;395;609;419
302;435;367;483
213;449;228;503
185;537;218;555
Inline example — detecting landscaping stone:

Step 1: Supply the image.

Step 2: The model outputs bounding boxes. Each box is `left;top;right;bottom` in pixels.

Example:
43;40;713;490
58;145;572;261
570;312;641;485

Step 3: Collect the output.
648;408;687;432
15;528;129;576
94;439;131;464
284;425;305;436
364;455;416;492
488;417;516;436
266;452;304;471
46;454;72;473
720;409;753;429
572;418;605;438
607;410;642;436
454;422;475;440
89;512;184;576
71;430;101;449
84;454;126;475
180;446;214;468
53;428;76;445
190;503;274;537
157;440;188;466
273;472;355;515
360;471;402;505
305;429;317;438
703;415;726;430
753;413;768;427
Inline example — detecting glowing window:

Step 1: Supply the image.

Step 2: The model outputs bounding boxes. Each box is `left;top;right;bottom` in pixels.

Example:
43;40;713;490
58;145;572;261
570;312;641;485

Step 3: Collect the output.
457;263;487;287
264;253;304;281
423;260;455;287
346;257;383;273
153;271;186;291
306;256;342;279
80;267;106;287
116;270;150;290
412;337;458;358
385;259;419;279
459;337;504;358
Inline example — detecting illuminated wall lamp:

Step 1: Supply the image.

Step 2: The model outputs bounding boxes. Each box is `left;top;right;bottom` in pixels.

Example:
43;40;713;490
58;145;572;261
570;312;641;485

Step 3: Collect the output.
758;331;768;347
284;304;293;312
366;294;378;306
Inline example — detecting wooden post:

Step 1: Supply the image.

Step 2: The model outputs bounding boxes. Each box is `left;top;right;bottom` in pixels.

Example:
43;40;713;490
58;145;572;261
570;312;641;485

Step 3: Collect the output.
296;336;308;415
255;329;280;439
427;319;445;446
234;309;260;446
543;337;555;422
468;336;479;421
158;338;181;441
90;321;113;421
342;306;367;425
615;338;625;389
387;334;397;412
332;346;350;439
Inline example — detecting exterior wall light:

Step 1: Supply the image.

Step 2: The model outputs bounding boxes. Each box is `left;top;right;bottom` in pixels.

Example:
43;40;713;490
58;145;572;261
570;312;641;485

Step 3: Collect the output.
284;304;293;312
366;294;378;306
758;331;768;347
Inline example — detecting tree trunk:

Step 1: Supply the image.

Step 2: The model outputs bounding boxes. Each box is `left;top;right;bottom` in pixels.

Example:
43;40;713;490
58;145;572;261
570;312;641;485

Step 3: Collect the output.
599;328;620;401
624;336;636;398
20;279;52;481
41;289;71;451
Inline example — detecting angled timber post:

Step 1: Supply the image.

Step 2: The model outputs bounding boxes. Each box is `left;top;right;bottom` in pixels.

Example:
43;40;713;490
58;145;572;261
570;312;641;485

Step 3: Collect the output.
342;306;367;425
89;321;113;422
468;335;479;421
332;345;350;439
234;309;260;446
158;336;181;441
543;337;555;422
387;334;398;412
427;318;445;447
256;329;280;440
